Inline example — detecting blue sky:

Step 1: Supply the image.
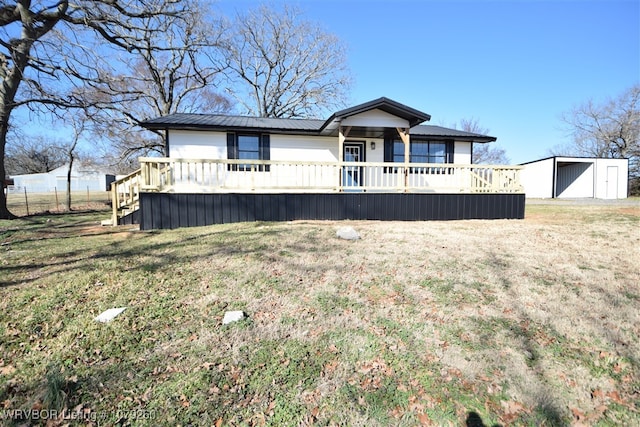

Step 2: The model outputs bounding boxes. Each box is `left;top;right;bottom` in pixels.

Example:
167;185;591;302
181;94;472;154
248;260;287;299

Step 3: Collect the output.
218;0;639;164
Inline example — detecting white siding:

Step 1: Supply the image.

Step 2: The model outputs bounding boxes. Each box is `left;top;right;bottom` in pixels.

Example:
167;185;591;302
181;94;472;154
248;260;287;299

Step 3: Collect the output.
168;130;477;167
366;139;385;162
271;135;337;161
169;130;227;158
454;141;472;164
592;158;628;199
521;158;554;198
341;109;410;128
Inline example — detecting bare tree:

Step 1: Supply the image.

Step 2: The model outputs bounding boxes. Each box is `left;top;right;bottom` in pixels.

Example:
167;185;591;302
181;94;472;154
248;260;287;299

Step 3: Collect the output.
83;0;233;161
5;135;66;175
453;118;510;164
62;113;90;210
221;4;352;118
554;85;640;185
0;0;188;219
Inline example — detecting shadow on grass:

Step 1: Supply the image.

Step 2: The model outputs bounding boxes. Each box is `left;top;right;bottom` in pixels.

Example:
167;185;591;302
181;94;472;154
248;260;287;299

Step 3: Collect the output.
478;249;630;426
0;209;114;242
1;219;345;293
466;411;501;427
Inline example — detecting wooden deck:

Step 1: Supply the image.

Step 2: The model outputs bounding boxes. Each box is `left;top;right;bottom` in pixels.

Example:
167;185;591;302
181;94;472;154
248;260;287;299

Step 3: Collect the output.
109;158;525;228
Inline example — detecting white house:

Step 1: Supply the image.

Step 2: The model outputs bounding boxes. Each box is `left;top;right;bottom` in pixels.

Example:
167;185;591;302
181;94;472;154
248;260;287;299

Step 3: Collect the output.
520;157;628;199
10;163;115;193
110;97;525;229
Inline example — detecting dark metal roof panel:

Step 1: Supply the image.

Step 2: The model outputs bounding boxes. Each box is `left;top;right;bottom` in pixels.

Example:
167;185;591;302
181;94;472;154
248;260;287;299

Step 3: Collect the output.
411;125;497;142
142;113;324;132
141;113;495;142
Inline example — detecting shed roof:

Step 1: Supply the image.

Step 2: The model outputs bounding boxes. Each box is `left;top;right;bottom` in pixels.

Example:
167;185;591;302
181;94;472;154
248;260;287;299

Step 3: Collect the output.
519;156;630;166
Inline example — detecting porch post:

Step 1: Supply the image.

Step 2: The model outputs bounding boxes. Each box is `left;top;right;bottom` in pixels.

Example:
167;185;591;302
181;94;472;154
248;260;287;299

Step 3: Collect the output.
338;125;352;161
338;126;352;192
338;125;345;163
396;127;410;192
338;126;345;191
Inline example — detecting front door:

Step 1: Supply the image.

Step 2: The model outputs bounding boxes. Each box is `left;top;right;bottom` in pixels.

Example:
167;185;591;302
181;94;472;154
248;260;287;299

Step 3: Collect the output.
343;142;365;188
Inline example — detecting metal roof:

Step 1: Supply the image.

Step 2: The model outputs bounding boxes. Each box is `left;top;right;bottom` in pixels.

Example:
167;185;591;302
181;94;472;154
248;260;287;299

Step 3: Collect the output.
320;97;432;130
519;156;630;166
412;125;496;142
142;113;325;133
140;99;495;142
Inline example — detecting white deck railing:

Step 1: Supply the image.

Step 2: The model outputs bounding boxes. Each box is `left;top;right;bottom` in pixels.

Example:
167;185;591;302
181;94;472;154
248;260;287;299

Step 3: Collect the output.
136;157;523;194
110;168;142;225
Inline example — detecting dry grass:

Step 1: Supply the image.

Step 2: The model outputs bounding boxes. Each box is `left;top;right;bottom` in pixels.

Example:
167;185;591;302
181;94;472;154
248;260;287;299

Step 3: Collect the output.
0;200;638;426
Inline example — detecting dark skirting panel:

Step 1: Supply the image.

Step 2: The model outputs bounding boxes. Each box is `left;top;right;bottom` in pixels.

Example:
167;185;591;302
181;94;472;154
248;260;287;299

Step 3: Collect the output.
136;192;525;230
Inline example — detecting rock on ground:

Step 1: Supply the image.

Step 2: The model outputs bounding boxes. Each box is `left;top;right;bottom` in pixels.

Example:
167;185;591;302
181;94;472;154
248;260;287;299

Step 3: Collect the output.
94;307;127;323
336;226;360;240
223;311;246;325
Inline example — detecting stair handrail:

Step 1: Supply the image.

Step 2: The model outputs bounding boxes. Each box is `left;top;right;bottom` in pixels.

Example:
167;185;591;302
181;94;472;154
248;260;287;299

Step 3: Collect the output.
110;168;142;226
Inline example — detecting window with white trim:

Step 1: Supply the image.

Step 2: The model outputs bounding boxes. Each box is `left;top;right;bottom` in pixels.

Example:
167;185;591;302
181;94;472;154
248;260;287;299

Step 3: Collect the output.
226;133;270;171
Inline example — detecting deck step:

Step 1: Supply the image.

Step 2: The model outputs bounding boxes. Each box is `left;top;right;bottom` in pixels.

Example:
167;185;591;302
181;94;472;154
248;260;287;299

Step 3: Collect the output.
101;218;114;226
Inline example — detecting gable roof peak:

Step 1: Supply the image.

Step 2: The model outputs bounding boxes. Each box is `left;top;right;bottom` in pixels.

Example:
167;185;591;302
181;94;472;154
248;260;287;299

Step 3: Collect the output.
321;97;431;131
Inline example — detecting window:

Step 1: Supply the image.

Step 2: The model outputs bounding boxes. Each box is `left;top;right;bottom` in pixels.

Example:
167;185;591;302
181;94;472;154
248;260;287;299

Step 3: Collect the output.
237;135;260;161
384;137;453;172
227;133;270;171
411;141;448;164
392;141;405;163
386;139;451;163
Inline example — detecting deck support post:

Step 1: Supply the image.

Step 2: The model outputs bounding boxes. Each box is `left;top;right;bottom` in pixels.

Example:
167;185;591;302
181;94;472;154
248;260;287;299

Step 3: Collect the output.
338;128;343;161
111;182;118;226
396;127;410;192
338;125;351;191
338;126;351;160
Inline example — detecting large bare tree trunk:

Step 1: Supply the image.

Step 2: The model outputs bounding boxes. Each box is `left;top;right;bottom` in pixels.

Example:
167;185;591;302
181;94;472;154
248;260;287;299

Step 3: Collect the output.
0;57;23;220
0;1;67;219
0;117;16;219
66;155;74;211
1;0;192;219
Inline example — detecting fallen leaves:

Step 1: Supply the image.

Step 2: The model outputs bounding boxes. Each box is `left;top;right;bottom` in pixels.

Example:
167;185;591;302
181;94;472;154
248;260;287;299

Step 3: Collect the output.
0;364;16;376
357;358;392;376
179;394;190;407
499;400;529;424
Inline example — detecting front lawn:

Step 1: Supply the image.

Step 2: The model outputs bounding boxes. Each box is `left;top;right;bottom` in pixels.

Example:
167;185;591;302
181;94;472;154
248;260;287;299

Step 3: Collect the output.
1;202;638;426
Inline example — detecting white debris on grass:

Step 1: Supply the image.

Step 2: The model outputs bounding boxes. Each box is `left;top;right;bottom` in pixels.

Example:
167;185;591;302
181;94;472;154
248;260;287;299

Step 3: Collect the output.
94;307;127;323
336;226;360;240
222;311;246;325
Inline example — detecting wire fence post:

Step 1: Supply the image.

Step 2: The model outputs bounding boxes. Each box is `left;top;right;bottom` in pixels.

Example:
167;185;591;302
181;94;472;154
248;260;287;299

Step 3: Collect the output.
54;187;60;212
87;186;90;204
23;187;29;216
